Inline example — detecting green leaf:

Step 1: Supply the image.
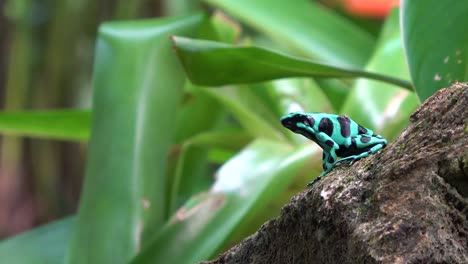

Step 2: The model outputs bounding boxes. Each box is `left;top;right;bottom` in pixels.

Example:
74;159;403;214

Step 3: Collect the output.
401;1;468;101
168;9;243;216
315;79;352;111
131;139;316;264
169;84;225;215
341;8;419;140
0;110;90;141
65;14;205;264
187;130;251;151
250;78;333;142
0;217;74;264
168;130;251;214
267;78;334;117
200;87;285;141
204;0;374;68
172;36;413;90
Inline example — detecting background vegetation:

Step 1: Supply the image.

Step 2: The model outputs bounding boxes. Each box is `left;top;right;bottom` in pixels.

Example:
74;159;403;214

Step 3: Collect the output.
0;0;466;263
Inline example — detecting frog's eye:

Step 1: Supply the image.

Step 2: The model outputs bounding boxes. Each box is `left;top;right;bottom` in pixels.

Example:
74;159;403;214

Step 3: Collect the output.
305;116;315;127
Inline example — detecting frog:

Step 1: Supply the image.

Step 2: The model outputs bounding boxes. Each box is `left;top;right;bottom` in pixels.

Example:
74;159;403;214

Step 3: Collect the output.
280;112;387;186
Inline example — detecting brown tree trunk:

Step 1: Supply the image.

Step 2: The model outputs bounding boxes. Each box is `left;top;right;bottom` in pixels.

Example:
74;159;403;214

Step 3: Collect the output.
202;83;468;264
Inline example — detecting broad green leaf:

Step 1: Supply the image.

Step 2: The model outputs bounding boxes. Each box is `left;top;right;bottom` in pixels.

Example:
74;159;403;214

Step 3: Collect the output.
232;83;285;133
248;78;333;142
187;131;251;151
204;0;374;68
176;84;223;143
169;8;243;211
131;139;316;264
170;84;225;215
168;12;243;216
341;8;419;140
401;1;468;101
163;0;202;16
0;111;90;141
200;87;285;141
0;217;74;264
207;10;241;44
168;130;252;214
267;78;334;119
172;36;413;90
250;35;351;109
315;79;352;111
66;14;204;264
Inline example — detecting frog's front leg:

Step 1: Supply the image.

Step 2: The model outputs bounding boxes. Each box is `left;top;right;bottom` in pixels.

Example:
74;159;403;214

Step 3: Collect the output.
307;152;335;186
307;132;340;186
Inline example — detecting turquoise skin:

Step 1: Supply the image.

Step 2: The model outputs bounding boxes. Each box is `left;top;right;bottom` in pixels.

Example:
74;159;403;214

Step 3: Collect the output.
281;112;387;186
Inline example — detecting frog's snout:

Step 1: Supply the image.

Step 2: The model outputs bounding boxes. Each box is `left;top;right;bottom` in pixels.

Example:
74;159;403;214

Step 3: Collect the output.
281;117;292;128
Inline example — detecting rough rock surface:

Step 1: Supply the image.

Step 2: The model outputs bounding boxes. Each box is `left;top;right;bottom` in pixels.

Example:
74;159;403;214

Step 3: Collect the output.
201;83;468;264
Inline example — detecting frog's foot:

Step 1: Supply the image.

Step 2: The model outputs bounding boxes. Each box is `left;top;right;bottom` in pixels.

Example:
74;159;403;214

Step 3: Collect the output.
306;177;321;187
306;170;329;187
332;156;358;168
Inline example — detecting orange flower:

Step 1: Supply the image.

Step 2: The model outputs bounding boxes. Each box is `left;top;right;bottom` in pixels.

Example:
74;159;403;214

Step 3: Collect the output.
343;0;400;18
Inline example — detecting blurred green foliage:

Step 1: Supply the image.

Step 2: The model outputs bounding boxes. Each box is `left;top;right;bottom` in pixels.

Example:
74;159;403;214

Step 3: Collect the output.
0;0;467;263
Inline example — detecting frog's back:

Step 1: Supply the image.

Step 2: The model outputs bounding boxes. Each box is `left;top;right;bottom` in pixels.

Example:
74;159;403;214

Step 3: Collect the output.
306;113;374;144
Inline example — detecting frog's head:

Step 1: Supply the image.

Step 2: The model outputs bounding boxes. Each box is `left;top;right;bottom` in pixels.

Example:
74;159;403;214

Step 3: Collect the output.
280;112;314;133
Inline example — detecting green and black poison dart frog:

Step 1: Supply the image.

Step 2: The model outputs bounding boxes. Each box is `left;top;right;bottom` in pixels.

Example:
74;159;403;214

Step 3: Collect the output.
280;112;387;186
